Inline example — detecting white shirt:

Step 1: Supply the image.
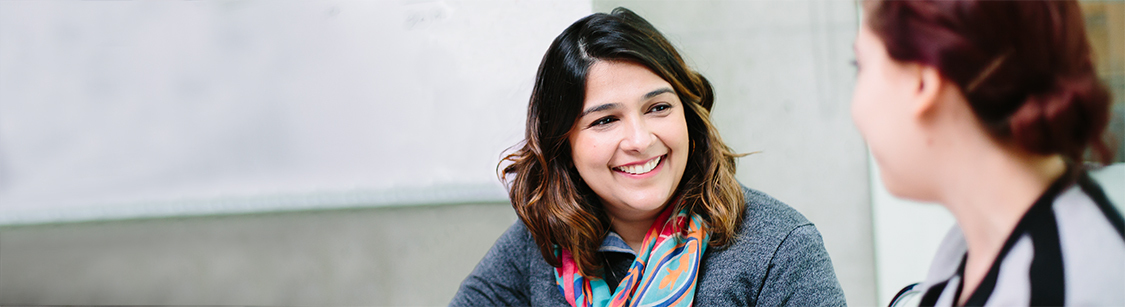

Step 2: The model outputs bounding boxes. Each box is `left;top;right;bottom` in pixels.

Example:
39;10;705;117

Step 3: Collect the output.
916;172;1125;306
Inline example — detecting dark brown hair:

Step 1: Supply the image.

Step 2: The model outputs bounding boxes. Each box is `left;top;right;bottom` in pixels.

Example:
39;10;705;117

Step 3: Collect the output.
499;7;744;277
866;0;1114;163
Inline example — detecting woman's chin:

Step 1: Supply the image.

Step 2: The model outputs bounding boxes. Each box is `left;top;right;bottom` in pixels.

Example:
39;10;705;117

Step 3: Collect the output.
620;196;674;214
597;187;678;220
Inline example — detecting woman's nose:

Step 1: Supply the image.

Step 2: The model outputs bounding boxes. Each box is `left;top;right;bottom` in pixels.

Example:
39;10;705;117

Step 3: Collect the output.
620;118;656;152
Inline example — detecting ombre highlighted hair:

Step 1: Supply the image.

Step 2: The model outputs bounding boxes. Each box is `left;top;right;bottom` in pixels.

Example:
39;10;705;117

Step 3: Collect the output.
499;8;745;278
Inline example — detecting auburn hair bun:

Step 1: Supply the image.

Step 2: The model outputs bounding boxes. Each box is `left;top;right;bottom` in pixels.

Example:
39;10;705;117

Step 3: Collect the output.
1009;73;1111;162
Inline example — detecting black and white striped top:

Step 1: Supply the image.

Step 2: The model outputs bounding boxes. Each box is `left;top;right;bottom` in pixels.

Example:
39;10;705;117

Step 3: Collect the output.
917;171;1125;307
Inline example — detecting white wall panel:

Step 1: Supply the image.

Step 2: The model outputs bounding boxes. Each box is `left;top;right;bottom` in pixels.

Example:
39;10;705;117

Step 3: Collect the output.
0;0;593;225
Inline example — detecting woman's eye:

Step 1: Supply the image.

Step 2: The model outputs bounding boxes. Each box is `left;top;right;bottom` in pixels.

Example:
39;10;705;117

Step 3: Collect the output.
648;104;671;113
590;116;617;127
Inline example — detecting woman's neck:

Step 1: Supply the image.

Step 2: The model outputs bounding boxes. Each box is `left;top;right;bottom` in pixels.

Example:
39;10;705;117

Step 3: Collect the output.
937;143;1066;305
611;215;657;255
606;201;675;255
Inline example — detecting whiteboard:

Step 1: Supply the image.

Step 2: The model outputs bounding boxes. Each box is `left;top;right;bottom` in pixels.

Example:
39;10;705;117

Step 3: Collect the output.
0;0;593;225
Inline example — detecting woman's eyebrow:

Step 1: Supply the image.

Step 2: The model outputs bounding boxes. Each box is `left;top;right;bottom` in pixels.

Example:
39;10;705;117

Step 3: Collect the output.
644;88;674;100
579;103;621;118
579;88;674;118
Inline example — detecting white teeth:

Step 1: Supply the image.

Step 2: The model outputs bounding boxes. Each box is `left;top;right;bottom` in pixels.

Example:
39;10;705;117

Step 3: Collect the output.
616;156;662;175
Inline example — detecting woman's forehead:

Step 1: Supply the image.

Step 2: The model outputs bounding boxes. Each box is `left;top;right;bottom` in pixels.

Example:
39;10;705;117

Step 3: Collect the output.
582;61;675;108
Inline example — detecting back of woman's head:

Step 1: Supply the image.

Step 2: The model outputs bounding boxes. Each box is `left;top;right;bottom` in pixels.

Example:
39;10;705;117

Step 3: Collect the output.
501;7;743;277
866;0;1113;163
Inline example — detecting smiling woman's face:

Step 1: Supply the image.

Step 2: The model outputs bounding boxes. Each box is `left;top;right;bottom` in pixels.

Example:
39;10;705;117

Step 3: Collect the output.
569;60;690;224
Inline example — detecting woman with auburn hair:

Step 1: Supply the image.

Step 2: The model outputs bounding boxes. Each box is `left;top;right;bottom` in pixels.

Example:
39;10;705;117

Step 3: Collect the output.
852;0;1123;306
452;7;845;307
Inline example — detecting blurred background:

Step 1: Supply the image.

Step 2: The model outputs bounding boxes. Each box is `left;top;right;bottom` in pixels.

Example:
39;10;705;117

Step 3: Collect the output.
0;1;1121;306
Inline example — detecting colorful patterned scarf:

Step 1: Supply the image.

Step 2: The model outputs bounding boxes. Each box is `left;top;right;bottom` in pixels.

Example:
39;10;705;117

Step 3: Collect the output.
554;204;709;307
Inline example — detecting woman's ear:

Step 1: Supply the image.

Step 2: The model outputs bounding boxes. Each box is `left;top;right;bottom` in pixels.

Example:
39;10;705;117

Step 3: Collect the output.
912;64;945;119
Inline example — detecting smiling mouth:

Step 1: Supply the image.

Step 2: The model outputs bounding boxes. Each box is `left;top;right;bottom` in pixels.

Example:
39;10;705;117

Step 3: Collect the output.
613;155;663;175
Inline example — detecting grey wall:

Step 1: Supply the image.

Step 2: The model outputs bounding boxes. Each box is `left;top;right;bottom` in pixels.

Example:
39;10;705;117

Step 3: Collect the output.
592;1;875;306
0;203;517;305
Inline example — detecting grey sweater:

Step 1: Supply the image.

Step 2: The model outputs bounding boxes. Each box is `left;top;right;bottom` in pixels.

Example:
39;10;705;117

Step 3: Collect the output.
451;187;847;306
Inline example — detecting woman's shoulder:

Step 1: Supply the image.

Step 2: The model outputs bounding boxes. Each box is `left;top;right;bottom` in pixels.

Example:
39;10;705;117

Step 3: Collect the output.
701;185;822;265
491;219;540;259
738;185;814;238
695;186;846;306
451;219;552;306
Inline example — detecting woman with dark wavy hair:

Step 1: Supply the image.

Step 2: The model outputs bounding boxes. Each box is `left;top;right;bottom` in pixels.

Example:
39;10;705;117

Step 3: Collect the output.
852;0;1123;306
452;7;845;307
